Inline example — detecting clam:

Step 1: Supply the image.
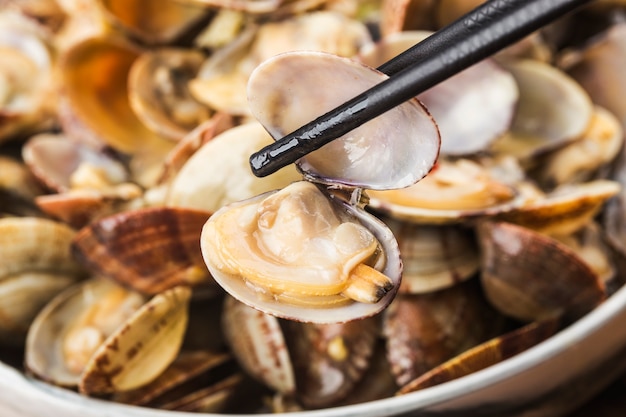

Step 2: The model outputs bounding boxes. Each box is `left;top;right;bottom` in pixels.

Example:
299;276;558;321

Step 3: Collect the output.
157;112;235;185
202;181;401;322
359;30;519;156
0;155;44;216
22;132;143;227
490;59;594;164
559;22;626;130
200;50;439;323
189;11;373;116
34;188;143;229
165;121;301;213
128;48;212;141
22;132;131;193
0;216;86;343
0;10;56;142
366;158;523;225
279;314;380;408
554;222;619;294
72;206;215;295
112;350;241;412
25;277;147;387
497;179;620;236
383;217;480;293
25;278;192;395
383;280;506;387
247;51;440;190
59;35;176;187
96;0;210;45
534;105;623;188
79;285;192;395
222;296;380;408
398;317;560;394
477;221;606;323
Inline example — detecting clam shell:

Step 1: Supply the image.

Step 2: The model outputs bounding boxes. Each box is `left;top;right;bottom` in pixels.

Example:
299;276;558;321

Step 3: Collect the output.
0;217;85;280
79;285;192;394
383;281;505;387
158;112;235;184
201;183;403;324
111;350;233;406
128;48;211;141
397;318;560;394
359;31;519;156
166;121;300;213
385;218;480;293
366;158;524;225
247;50;440;190
222;295;295;394
280;316;380;408
59;35;175;187
35;189;140;230
535;105;623;188
560;22;626;128
0;272;77;344
491;59;594;162
24;277;147;387
97;0;209;45
0;10;55;141
190;11;372;116
496;179;620;236
478;221;606;323
22;133;129;193
72;206;214;295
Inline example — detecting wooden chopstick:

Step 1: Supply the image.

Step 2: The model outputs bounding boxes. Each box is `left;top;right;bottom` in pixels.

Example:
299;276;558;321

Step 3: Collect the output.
248;0;592;178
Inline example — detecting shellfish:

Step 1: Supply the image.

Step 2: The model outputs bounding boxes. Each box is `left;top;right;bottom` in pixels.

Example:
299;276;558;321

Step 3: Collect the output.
200;51;440;322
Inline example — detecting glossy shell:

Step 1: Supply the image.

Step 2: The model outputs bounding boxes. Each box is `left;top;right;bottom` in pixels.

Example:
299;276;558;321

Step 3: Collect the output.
247;50;440;190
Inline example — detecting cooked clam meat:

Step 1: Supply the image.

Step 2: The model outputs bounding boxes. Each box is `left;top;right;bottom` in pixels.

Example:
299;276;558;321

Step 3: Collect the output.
368;158;517;212
202;181;393;308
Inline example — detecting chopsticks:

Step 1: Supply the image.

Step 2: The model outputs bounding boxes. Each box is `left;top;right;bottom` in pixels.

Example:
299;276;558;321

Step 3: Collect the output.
249;0;592;178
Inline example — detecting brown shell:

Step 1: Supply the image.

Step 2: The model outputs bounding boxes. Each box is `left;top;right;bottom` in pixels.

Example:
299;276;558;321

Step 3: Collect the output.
79;286;192;394
72;206;214;294
397;318;560;395
383;280;505;387
477;221;606;323
281;316;380;408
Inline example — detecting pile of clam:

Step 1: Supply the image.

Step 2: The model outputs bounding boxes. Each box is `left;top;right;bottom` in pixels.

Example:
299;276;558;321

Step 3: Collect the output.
1;0;626;413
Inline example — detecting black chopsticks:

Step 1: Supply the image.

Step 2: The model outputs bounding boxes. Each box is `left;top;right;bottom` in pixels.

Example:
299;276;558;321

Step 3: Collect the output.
249;0;592;178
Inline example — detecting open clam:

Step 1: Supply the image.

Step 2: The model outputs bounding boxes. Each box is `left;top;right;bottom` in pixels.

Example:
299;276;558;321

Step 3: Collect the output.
200;51;440;323
25;277;192;395
128;48;212;141
59;35;176;187
367;157;523;225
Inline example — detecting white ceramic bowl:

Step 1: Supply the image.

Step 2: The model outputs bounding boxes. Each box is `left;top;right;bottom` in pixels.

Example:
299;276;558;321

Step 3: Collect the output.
2;281;626;417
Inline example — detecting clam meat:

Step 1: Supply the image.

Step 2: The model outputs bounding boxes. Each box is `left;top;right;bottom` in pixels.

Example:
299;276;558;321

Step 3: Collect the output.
201;181;401;323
